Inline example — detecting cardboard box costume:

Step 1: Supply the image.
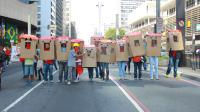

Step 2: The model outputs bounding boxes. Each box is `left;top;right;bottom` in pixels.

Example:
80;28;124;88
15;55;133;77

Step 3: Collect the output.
167;30;184;51
39;37;55;60
127;32;145;56
99;40;116;63
82;45;97;67
146;33;162;56
115;40;129;61
56;36;71;61
19;34;38;59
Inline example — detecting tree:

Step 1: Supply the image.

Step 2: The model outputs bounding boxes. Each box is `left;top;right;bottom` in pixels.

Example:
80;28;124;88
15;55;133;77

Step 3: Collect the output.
104;28;126;40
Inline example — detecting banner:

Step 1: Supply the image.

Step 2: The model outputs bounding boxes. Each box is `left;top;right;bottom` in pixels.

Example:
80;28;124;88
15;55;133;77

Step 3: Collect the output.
5;23;18;43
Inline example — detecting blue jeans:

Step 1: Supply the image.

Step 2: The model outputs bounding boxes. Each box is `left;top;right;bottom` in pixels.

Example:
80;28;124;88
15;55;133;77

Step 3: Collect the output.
25;65;34;76
43;64;53;81
118;61;126;78
166;57;180;77
149;56;159;79
22;62;25;76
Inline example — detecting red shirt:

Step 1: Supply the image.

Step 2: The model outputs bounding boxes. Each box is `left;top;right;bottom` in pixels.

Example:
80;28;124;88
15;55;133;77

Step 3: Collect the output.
20;58;25;62
172;51;176;57
44;60;54;64
5;49;11;56
132;56;142;62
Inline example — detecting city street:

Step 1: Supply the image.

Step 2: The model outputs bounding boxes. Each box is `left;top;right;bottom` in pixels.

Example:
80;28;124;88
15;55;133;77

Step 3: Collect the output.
0;63;200;112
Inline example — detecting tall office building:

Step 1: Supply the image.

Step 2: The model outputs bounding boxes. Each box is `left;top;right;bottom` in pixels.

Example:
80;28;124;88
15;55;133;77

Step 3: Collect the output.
120;0;145;30
63;0;71;36
56;0;63;36
36;0;56;37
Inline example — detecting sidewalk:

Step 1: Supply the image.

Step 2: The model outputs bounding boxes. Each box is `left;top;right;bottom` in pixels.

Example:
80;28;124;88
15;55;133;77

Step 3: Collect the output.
159;66;200;82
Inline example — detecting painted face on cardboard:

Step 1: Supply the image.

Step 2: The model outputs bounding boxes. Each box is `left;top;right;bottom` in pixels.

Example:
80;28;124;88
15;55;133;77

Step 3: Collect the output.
86;49;92;57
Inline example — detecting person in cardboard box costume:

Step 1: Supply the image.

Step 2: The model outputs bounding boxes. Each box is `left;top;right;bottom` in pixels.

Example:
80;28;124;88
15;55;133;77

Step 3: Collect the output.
165;48;182;79
74;43;83;82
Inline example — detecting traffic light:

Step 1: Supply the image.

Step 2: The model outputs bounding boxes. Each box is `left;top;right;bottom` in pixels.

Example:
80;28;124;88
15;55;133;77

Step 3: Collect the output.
187;19;191;28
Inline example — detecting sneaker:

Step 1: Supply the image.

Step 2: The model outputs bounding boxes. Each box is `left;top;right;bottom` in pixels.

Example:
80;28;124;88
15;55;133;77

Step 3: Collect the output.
50;80;54;83
43;81;48;84
175;76;181;80
90;78;93;81
165;74;170;78
139;78;142;80
74;79;79;83
156;78;160;80
150;78;154;80
134;78;137;80
67;81;71;85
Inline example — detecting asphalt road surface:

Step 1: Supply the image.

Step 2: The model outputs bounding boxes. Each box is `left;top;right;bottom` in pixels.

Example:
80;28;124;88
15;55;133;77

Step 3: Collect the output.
0;63;200;112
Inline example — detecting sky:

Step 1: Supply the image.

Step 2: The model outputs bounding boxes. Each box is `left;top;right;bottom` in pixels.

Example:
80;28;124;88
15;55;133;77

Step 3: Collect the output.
71;0;120;44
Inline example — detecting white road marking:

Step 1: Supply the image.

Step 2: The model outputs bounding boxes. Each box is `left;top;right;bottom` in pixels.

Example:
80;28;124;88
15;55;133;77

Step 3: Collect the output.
1;71;58;112
110;76;145;112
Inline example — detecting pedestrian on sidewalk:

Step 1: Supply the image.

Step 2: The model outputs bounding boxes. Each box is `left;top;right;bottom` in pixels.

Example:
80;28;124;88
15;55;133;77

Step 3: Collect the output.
43;60;54;83
58;60;68;83
165;48;181;79
24;58;34;84
67;44;77;85
118;61;127;80
132;56;142;80
149;56;159;80
125;57;131;74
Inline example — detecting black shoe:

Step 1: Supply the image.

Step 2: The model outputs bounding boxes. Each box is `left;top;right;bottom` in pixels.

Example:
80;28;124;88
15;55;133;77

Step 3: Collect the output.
96;76;99;78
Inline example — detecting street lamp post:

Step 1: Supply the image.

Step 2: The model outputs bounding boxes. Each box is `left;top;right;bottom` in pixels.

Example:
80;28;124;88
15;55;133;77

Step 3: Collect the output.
96;2;104;36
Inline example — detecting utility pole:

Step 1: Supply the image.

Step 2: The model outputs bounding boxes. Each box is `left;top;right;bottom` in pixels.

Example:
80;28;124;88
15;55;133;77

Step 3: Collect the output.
116;14;119;40
96;2;104;36
156;0;162;33
28;15;31;35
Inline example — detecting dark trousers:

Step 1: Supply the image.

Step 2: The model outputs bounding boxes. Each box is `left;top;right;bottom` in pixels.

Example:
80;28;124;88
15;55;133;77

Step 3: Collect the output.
88;67;94;79
125;58;131;72
95;62;102;77
134;62;142;78
34;63;37;77
37;68;44;80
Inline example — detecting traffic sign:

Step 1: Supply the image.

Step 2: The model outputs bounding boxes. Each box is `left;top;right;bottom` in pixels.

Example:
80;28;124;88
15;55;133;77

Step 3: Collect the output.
156;18;163;33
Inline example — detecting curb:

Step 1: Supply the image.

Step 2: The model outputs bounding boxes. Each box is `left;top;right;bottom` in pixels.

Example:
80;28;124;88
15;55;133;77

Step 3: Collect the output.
158;67;200;82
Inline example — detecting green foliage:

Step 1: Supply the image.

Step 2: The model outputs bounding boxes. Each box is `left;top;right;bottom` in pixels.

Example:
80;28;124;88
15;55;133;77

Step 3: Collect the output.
104;28;126;40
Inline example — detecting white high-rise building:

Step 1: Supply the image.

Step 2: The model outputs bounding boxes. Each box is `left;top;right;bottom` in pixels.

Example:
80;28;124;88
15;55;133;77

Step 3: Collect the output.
63;0;71;36
120;0;145;30
36;0;56;37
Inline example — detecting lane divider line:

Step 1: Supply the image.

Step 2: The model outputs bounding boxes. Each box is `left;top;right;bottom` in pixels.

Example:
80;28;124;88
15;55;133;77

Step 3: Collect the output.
1;71;58;112
110;75;150;112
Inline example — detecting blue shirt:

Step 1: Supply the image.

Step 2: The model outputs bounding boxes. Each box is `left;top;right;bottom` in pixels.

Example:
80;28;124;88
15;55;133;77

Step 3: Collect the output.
68;50;76;67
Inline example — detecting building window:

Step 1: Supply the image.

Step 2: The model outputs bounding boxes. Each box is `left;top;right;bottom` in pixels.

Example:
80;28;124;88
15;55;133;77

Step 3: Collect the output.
38;7;40;12
186;0;195;9
37;14;41;19
37;21;41;25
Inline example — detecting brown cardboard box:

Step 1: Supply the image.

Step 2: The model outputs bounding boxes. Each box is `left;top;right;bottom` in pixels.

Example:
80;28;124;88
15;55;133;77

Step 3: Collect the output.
39;37;55;60
98;40;116;63
56;37;71;61
127;32;145;56
90;36;104;45
115;40;129;61
82;45;97;67
146;33;162;56
19;34;38;59
167;30;184;51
